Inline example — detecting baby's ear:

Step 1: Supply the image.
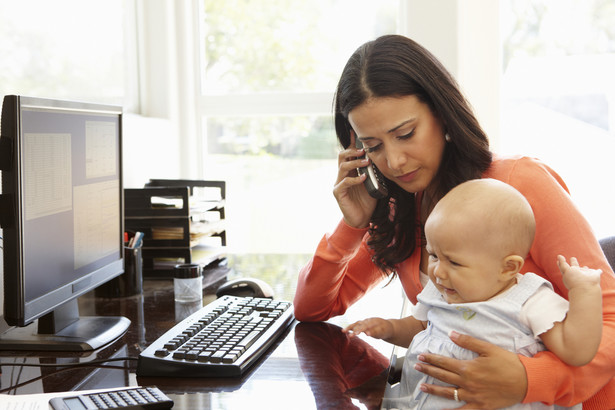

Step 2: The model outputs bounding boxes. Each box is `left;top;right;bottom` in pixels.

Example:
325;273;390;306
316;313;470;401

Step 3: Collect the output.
501;255;524;280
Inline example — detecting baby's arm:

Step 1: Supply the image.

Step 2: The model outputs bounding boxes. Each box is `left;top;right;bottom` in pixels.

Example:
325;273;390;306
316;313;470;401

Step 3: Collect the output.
539;255;602;366
343;316;426;348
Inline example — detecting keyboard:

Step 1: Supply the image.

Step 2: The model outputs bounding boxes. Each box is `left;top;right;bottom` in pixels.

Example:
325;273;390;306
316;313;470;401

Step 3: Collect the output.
136;295;294;377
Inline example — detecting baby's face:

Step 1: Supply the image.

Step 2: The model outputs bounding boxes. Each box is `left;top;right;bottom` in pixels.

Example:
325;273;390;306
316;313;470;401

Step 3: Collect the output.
425;216;515;304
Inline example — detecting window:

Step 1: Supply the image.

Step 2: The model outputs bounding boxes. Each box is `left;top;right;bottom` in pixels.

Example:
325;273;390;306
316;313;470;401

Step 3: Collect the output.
198;0;399;254
0;0;127;106
500;0;615;238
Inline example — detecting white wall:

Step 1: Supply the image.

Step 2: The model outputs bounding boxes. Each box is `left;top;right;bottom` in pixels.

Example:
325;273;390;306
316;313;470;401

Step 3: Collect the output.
127;0;201;185
402;0;501;148
122;0;206;188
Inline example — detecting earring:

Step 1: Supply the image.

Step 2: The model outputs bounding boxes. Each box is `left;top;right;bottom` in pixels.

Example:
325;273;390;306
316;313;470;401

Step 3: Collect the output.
445;133;451;142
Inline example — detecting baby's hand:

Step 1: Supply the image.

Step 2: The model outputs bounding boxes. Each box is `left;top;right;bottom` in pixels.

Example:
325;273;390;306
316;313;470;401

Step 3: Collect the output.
557;255;602;290
343;317;394;340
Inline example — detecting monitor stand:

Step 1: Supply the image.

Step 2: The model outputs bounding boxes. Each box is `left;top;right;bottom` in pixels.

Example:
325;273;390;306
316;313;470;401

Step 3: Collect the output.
0;299;130;351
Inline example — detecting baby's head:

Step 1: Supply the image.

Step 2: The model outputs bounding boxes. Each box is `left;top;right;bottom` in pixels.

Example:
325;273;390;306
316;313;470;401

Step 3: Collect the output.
424;179;536;303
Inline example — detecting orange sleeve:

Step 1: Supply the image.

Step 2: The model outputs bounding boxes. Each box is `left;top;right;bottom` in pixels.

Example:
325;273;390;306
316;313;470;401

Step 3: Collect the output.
293;220;387;322
488;157;615;408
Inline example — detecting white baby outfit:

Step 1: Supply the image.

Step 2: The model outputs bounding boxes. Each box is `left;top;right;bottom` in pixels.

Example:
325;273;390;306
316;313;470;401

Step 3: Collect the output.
382;272;579;410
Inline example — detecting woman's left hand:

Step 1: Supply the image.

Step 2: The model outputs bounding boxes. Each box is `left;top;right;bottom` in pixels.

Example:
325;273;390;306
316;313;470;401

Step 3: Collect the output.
415;331;527;409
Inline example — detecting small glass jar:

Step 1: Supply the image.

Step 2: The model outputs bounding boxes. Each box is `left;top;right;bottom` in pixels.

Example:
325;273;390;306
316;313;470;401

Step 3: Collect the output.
173;263;203;303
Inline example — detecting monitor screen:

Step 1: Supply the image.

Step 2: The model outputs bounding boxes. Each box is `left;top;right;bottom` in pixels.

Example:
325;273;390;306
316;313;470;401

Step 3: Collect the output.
0;95;129;351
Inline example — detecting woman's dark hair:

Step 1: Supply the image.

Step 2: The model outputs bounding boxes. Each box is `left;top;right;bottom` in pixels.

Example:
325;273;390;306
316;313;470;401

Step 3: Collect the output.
333;34;492;273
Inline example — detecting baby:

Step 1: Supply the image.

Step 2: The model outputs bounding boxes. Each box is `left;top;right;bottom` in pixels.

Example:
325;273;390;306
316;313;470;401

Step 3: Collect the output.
345;178;603;409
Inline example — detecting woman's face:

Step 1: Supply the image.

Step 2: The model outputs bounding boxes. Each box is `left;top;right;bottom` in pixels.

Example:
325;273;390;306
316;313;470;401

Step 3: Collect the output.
348;95;446;195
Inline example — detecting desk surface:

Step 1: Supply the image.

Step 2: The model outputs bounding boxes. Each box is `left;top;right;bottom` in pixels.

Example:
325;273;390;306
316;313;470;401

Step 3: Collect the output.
0;254;405;409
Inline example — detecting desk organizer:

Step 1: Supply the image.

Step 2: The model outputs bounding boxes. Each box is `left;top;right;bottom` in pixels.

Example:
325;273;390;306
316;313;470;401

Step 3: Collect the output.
124;179;227;283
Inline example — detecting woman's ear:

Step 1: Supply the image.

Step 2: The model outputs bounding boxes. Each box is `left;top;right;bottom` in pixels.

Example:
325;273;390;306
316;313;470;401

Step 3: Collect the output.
501;255;524;281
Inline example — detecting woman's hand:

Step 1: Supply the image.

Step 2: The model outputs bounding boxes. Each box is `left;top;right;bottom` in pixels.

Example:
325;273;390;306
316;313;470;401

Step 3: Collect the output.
415;331;527;409
333;130;378;229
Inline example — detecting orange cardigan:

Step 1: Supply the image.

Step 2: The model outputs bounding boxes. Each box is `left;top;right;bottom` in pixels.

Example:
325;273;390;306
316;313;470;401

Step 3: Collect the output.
294;156;615;408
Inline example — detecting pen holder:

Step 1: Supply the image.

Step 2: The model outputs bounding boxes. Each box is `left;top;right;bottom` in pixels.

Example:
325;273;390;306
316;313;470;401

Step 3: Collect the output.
96;245;143;298
174;263;203;303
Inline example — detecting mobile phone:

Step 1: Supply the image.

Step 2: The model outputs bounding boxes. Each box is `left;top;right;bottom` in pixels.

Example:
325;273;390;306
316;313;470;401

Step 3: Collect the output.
355;138;388;199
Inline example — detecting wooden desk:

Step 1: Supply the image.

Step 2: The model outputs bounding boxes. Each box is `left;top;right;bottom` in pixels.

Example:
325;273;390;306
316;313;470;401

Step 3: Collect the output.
0;254;405;409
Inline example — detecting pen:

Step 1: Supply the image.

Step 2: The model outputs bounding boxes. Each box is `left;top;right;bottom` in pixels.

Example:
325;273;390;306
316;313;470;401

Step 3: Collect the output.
132;231;144;248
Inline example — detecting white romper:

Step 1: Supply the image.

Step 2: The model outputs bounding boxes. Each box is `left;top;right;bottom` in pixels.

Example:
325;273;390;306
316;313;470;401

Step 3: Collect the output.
382;272;579;410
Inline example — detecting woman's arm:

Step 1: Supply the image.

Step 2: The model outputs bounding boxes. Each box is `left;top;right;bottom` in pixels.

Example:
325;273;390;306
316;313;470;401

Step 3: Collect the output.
509;157;615;406
294;132;385;322
293;220;386;322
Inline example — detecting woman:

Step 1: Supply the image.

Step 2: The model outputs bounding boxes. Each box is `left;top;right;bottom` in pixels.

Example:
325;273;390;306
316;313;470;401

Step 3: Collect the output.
293;34;615;409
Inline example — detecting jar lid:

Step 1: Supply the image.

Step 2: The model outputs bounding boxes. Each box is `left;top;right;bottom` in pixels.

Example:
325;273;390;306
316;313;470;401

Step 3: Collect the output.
174;263;202;278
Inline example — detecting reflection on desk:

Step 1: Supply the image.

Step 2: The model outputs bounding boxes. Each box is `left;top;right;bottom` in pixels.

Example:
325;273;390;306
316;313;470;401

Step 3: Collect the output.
0;254;404;409
295;322;389;410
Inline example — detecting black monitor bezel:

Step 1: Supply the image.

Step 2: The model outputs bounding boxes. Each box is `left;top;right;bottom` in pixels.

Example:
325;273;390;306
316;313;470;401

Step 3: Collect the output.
1;95;125;328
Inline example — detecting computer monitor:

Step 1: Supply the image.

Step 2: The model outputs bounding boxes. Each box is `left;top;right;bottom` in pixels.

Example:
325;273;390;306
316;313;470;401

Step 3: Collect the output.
0;95;130;351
